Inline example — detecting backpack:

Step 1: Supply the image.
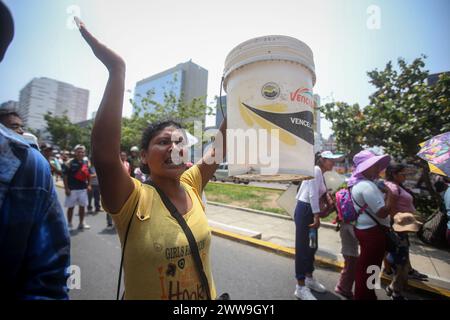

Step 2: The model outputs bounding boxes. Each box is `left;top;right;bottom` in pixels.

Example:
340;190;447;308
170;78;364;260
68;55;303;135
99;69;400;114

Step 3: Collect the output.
417;210;448;248
335;188;368;223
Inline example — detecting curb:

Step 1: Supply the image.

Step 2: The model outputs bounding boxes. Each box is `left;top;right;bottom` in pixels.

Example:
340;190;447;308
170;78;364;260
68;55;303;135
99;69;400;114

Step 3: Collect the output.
207;201;425;238
210;227;450;299
207;201;293;221
208;201;427;245
207;201;338;230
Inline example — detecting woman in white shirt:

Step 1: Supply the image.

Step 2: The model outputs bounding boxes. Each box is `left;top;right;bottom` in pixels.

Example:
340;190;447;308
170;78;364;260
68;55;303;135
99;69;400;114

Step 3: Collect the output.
294;151;341;300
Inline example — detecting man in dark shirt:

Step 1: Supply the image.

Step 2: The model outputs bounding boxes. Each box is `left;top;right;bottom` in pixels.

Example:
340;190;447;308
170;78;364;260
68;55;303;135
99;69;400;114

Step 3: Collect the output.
63;144;92;230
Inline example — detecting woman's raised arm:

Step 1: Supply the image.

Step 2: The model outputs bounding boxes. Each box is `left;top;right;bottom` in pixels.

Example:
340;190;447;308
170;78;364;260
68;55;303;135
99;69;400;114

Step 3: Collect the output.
77;19;134;213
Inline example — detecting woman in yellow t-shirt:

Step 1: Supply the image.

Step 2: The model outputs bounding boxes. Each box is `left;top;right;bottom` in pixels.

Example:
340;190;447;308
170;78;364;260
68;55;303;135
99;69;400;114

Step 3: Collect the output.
77;20;226;300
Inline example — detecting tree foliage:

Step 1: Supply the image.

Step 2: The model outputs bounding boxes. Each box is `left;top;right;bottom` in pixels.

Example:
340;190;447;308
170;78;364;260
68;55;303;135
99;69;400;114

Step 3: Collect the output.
124;88;213;152
322;56;449;159
364;56;450;159
321;102;365;158
44;112;91;151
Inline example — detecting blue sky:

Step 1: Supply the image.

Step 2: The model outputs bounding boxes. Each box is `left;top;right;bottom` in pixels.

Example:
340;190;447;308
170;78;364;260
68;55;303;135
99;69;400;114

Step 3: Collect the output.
0;0;449;138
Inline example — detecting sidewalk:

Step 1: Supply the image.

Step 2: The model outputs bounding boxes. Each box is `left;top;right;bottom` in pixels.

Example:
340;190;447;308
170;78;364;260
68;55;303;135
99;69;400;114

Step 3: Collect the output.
206;202;450;298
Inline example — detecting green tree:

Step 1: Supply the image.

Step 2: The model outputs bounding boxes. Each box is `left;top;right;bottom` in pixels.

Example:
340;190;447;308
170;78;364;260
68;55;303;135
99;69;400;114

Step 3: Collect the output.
125;85;214;152
77;122;92;152
364;56;450;159
321;102;366;158
44;112;91;151
120;116;148;152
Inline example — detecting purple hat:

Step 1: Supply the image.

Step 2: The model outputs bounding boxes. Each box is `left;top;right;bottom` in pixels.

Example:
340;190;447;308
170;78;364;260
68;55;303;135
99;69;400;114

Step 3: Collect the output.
352;150;391;176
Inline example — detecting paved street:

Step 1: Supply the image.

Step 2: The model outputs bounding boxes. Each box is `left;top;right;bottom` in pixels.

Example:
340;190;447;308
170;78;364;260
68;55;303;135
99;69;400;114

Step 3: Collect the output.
56;187;436;300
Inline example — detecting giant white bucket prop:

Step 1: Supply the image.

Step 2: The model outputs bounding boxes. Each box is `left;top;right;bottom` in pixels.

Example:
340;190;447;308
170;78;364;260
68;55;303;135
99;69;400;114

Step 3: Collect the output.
223;35;316;181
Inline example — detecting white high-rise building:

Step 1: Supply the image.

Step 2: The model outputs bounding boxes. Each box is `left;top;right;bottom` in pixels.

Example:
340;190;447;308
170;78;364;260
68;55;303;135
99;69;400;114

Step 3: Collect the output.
18;77;89;131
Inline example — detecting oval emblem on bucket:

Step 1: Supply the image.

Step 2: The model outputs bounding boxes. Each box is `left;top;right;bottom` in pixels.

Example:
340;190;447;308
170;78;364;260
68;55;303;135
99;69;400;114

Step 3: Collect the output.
261;82;280;100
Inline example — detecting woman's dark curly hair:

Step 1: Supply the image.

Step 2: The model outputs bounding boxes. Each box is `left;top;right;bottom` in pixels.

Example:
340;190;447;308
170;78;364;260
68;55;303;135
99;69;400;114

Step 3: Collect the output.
314;151;322;166
385;163;413;195
139;120;183;174
385;163;406;182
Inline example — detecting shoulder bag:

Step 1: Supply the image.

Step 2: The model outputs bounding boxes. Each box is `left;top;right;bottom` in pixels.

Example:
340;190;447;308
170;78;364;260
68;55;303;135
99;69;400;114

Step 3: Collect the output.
116;181;230;300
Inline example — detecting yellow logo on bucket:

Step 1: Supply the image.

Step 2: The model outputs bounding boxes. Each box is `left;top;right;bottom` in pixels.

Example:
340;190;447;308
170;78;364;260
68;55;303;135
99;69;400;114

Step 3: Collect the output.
261;82;280;100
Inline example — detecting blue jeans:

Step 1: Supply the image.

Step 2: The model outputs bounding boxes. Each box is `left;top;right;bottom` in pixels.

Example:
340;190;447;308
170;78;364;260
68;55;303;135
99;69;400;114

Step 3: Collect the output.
295;201;318;280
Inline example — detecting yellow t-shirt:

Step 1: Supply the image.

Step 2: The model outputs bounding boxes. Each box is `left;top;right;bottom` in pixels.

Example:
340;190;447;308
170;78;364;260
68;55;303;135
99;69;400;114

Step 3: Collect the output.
106;165;216;300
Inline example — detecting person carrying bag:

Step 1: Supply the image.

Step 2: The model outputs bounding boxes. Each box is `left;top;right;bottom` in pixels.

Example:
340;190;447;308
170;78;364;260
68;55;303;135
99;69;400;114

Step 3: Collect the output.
347;150;395;300
116;181;230;300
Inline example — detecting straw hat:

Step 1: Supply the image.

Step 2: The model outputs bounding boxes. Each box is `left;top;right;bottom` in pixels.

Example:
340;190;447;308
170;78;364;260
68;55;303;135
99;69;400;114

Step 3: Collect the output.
392;212;423;232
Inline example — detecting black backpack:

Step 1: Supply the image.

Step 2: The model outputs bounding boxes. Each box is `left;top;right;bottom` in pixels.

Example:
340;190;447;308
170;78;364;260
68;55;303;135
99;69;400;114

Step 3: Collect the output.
417;209;448;248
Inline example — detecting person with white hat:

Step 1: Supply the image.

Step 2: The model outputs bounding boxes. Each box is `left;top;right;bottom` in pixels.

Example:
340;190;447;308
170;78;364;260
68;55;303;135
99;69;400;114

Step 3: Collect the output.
348;149;395;300
62;144;92;230
294;150;343;300
128;146;141;178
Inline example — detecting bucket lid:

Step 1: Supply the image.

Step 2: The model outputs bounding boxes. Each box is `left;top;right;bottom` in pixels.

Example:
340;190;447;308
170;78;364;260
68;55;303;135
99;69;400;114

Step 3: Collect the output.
223;35;316;91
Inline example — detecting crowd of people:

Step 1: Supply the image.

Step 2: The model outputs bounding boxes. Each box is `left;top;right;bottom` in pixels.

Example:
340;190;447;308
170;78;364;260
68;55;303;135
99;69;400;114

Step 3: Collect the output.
1;2;448;300
292;150;450;300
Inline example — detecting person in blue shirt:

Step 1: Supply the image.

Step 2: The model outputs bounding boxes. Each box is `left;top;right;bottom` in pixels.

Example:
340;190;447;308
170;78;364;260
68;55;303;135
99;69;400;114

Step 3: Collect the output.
0;1;70;299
